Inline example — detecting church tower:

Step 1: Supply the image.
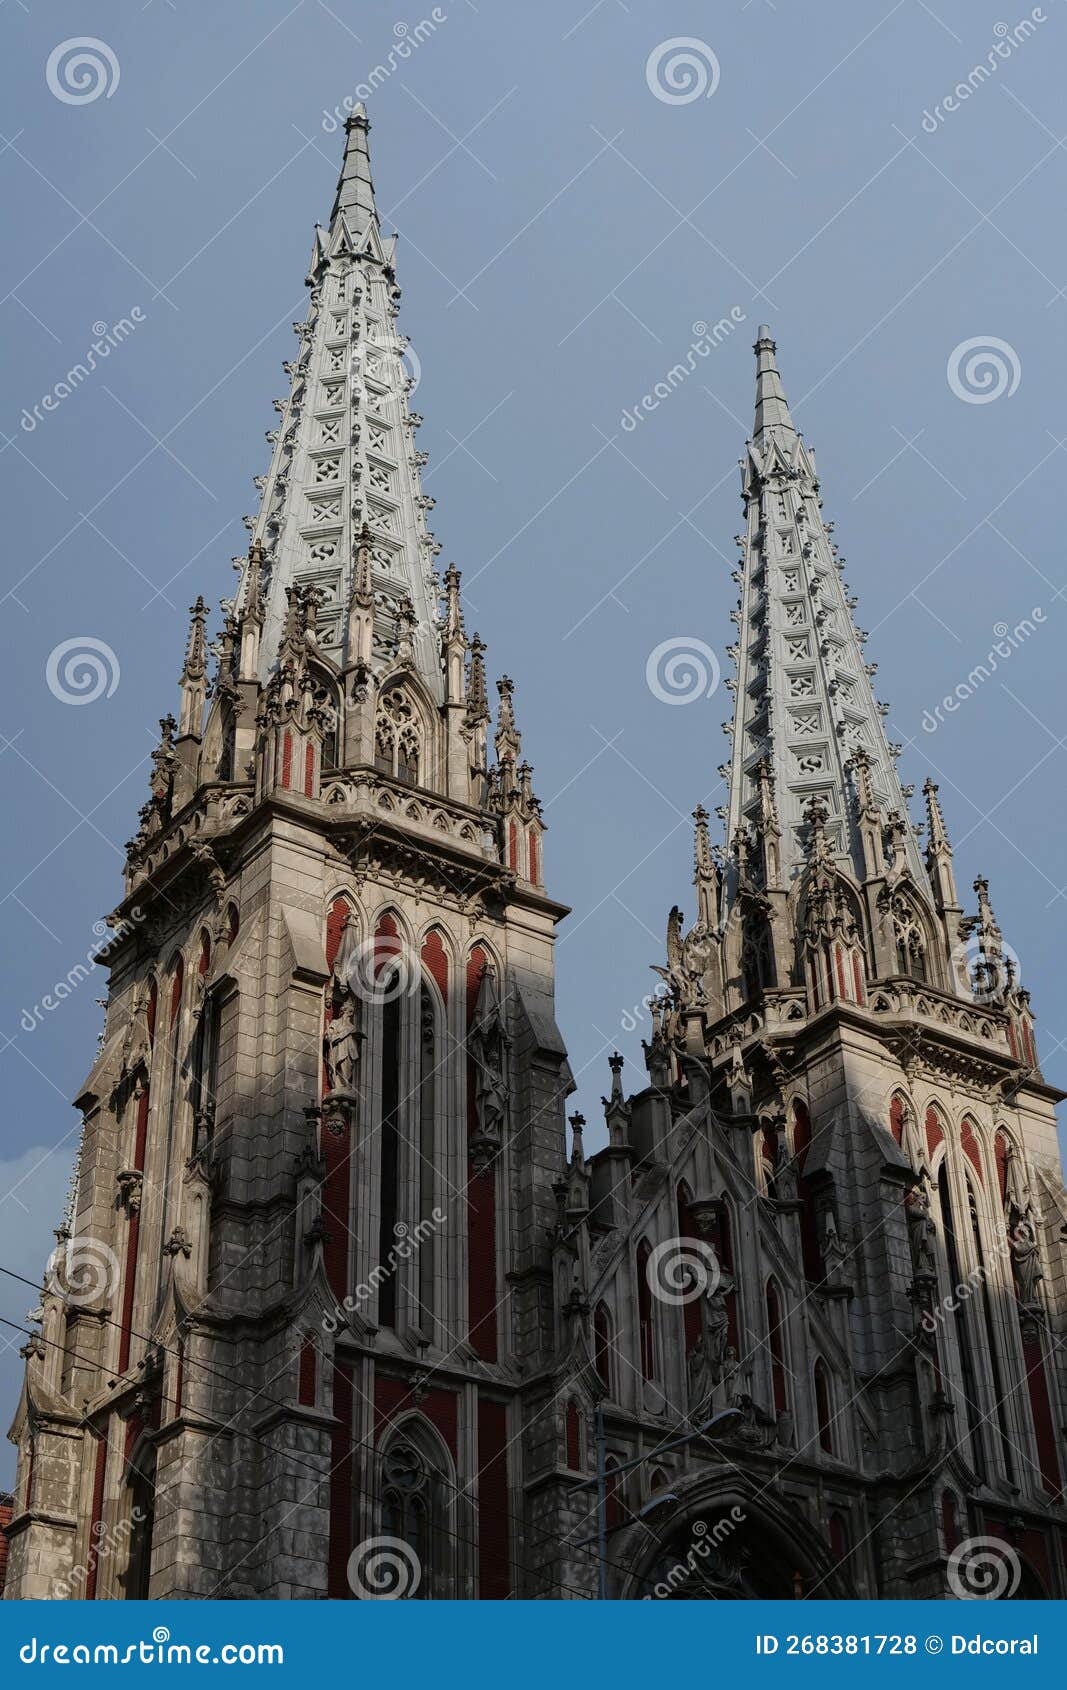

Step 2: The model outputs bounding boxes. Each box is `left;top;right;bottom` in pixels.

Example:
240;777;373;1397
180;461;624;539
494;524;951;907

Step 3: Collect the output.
544;329;1067;1600
5;110;572;1601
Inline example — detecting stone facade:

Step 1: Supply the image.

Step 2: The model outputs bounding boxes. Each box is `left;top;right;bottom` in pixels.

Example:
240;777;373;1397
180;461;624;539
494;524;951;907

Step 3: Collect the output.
6;113;1067;1603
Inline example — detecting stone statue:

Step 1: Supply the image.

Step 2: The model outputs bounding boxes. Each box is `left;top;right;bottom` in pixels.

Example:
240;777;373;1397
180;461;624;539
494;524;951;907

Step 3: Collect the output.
324;993;360;1093
908;1175;937;1276
1010;1204;1043;1305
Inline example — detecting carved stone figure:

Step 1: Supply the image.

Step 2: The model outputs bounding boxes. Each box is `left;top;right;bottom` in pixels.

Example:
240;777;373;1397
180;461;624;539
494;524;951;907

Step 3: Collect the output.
324;993;360;1093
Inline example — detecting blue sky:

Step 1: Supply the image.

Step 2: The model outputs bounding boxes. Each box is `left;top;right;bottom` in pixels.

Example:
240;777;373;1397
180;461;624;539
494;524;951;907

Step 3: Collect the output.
0;0;1065;1478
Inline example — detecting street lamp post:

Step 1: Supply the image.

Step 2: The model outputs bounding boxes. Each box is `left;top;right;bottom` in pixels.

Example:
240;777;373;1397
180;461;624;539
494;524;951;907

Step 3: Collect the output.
580;1406;744;1599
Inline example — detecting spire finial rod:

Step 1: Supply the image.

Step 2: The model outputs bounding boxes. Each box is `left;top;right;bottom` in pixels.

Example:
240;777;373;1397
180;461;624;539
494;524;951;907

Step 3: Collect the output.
753;322;796;442
330;101;377;234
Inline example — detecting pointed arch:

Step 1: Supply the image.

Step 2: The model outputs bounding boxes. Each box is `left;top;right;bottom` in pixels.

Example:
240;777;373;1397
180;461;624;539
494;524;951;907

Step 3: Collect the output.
924;1103;946;1162
959;1115;984;1187
565;1400;583;1471
636;1238;656;1381
765;1278;788;1417
889;1092;907;1148
676;1182;702;1355
813;1358;834;1454
593;1300;614;1395
377;1413;457;1599
791;1098;823;1283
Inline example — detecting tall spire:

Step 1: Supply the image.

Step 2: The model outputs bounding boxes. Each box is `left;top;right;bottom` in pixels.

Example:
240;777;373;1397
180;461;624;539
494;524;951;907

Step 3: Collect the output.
239;112;442;696
752;324;796;443
723;326;929;908
330;104;378;235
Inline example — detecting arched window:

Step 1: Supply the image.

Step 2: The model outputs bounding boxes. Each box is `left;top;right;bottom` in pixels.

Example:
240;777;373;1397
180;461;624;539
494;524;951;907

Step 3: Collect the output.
375;687;422;785
593;1302;613;1394
813;1359;833;1453
125;1454;156;1601
604;1454;622;1532
889;1094;906;1148
765;1280;788;1416
937;1163;986;1481
377;915;402;1329
940;1490;959;1554
565;1401;582;1471
397;729;419;785
379;1428;452;1599
676;1184;701;1354
636;1240;656;1381
792;1099;823;1283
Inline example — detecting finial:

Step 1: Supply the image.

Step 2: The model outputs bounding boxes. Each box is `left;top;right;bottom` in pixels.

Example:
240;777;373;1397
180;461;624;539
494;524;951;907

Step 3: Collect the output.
331;97;377;235
495;674;521;765
354;522;374;605
466;633;490;726
442;563;464;642
753;321;796;442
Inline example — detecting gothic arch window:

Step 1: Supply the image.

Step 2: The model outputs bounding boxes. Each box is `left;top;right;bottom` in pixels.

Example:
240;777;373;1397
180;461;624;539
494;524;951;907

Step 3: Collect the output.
828;1511;849;1565
124;1452;156;1601
593;1301;614;1395
936;1161;986;1481
218;710;236;783
376;913;403;1328
604;1454;622;1532
813;1359;834;1454
414;969;442;1332
791;1099;823;1283
676;1183;702;1354
565;1400;583;1470
887;892;929;982
765;1279;788;1417
965;1173;1015;1485
378;1422;454;1599
940;1490;959;1554
636;1239;656;1381
960;1116;985;1188
925;1105;946;1162
168;953;184;1029
312;677;341;772
191;932;221;1144
889;1093;907;1148
374;686;422;786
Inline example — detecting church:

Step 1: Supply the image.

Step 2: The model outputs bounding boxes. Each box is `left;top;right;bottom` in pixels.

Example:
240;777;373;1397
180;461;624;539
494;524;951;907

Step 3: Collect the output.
6;108;1067;1601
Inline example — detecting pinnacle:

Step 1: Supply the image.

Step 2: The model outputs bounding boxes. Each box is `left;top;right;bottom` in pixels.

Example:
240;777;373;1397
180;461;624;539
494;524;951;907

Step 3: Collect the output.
752;321;796;443
330;100;377;234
